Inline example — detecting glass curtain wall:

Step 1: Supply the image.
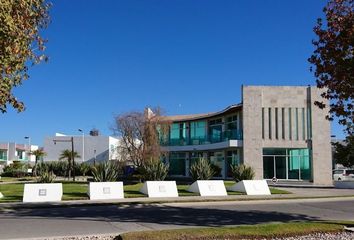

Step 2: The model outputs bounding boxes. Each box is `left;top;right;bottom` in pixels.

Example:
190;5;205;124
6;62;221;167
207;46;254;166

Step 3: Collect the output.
170;123;187;145
209;118;223;143
190;121;207;145
226;150;239;177
169;152;186;176
209;151;224;177
263;148;311;180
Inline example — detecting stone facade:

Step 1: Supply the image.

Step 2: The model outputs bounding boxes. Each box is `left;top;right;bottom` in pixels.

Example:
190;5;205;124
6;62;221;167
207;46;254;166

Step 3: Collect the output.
242;85;332;185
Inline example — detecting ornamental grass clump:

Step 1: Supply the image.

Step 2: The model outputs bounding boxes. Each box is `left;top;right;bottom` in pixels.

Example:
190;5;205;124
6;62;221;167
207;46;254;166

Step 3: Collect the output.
140;159;169;181
91;161;121;182
230;164;255;182
189;158;215;181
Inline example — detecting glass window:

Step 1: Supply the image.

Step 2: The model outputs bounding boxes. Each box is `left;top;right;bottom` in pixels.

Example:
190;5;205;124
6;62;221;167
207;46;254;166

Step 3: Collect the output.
209;152;224;177
268;108;272;139
289;108;292;140
190;121;206;145
169;152;186;176
302;108;305;140
170;122;187;145
209;118;223;143
295;108;299;141
282;108;285;139
275;108;278;139
262;108;265;139
226;150;239;177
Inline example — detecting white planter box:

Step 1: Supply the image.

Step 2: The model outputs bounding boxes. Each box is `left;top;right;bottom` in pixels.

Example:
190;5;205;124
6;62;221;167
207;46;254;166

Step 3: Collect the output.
88;182;124;200
228;180;271;195
0;192;3;199
140;181;179;198
188;180;227;196
334;180;354;189
23;183;63;203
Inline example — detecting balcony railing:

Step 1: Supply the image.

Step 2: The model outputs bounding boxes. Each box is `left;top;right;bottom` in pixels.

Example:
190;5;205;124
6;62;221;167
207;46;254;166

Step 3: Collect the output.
161;129;243;146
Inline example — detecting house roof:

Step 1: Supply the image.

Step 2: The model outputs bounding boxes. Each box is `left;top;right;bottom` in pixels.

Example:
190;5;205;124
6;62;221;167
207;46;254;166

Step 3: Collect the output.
162;103;242;122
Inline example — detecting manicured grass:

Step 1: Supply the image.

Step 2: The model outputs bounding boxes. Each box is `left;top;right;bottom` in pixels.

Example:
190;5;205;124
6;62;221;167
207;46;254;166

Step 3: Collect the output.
0;182;90;202
0;176;35;182
119;222;344;240
0;181;291;202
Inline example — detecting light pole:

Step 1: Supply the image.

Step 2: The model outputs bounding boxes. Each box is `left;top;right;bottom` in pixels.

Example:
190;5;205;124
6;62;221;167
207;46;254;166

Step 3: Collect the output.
94;149;96;166
24;136;31;163
53;137;76;181
78;129;84;162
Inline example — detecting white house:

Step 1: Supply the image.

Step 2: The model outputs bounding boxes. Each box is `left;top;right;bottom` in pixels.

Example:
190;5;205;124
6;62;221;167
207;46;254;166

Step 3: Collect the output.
43;133;120;163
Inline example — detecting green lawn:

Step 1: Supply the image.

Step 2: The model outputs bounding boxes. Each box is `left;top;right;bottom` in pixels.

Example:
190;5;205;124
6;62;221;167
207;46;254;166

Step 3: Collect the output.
0;177;35;182
0;181;291;202
119;222;344;240
0;182;90;202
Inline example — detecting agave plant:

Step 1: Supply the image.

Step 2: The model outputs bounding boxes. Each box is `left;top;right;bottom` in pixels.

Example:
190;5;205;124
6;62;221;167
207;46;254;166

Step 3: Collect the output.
91;161;120;182
230;164;255;182
37;163;56;183
189;158;215;181
140;159;169;181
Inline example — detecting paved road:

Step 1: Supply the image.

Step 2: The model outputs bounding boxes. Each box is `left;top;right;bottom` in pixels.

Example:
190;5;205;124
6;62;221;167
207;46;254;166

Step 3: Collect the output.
0;197;353;240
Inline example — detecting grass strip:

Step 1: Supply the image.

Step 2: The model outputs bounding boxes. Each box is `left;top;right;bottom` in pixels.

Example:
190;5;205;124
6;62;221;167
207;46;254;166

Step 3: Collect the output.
118;222;344;240
0;181;291;202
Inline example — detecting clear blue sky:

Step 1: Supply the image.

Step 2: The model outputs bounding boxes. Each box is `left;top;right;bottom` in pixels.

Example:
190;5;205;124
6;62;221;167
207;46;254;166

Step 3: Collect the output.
0;0;345;145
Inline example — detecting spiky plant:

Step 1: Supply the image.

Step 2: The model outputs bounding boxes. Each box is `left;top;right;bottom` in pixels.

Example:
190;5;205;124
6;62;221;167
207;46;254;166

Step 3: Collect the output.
189;158;215;181
91;161;120;182
140;159;169;181
230;164;255;182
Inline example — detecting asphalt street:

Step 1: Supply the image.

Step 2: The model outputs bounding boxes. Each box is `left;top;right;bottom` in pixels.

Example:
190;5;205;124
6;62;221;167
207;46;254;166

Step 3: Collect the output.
0;197;353;240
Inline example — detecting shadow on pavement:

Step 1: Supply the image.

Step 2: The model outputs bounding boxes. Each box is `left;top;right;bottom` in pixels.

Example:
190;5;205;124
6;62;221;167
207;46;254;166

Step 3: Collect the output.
0;204;319;227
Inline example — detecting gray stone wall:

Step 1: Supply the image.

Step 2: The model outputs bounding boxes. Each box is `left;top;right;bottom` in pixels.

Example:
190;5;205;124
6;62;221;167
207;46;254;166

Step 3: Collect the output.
242;85;332;185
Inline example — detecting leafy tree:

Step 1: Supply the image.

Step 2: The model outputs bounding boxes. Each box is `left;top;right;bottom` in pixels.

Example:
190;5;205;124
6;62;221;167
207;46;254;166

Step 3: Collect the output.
30;149;46;177
0;0;50;113
334;135;354;168
309;0;354;134
59;149;80;181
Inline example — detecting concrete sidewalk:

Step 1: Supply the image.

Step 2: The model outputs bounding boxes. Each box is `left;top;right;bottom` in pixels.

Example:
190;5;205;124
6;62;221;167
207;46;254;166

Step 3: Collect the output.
0;186;353;209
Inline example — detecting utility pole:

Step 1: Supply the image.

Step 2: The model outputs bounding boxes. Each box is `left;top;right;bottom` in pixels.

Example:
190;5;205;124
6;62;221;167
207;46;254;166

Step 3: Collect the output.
53;137;76;181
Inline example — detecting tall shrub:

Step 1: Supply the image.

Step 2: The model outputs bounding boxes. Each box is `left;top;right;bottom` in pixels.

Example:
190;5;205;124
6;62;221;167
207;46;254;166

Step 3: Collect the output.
189;158;215;181
91;161;121;182
140;159;169;181
230;164;255;182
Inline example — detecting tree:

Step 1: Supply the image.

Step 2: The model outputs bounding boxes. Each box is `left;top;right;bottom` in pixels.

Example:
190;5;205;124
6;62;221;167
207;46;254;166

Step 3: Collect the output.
89;128;100;136
334;135;354;168
0;0;50;113
112;107;170;168
59;149;80;180
30;149;46;177
309;0;354;135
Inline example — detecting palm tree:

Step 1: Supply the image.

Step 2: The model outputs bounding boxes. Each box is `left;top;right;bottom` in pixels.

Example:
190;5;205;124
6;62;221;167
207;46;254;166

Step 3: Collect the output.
59;149;80;181
30;149;46;177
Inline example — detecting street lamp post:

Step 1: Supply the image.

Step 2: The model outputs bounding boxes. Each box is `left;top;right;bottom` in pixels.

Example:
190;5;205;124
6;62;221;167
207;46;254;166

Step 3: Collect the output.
78;129;84;162
94;149;96;166
53;137;76;181
24;136;31;163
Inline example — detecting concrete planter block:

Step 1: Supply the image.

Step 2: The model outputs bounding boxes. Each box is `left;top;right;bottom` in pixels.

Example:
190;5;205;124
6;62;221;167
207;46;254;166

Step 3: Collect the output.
88;182;124;200
140;181;179;198
334;181;354;189
227;180;271;195
23;183;63;203
188;180;227;196
0;192;3;199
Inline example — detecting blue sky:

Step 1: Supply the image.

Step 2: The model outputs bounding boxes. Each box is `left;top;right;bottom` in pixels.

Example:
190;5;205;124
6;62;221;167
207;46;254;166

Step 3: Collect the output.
0;0;345;145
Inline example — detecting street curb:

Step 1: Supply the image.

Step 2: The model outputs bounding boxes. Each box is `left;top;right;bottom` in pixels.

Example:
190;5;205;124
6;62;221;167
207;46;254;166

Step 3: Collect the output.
1;195;354;210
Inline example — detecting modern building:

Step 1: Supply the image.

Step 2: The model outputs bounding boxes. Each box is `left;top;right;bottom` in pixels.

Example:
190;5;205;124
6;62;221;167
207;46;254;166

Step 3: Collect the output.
159;85;332;185
0;142;39;166
43;133;120;163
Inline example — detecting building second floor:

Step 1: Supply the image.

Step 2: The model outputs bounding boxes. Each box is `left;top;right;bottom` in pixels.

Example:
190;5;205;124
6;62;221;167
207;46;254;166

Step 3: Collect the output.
0;142;39;164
